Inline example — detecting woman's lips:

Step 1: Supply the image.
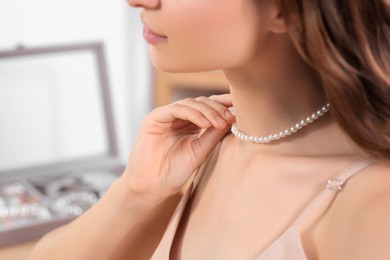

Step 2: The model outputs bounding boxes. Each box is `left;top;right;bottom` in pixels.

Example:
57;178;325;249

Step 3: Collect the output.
142;21;167;45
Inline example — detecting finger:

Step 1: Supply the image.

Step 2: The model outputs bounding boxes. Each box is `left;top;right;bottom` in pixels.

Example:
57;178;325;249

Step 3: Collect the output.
195;96;235;123
176;98;230;129
146;103;212;129
191;125;230;167
209;94;233;107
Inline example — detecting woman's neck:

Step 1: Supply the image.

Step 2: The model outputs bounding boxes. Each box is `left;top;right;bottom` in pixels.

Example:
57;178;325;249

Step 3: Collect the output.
223;40;327;141
220;33;363;157
223;63;360;156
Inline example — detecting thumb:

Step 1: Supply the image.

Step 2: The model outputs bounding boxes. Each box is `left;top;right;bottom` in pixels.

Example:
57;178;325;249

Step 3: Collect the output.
191;125;231;167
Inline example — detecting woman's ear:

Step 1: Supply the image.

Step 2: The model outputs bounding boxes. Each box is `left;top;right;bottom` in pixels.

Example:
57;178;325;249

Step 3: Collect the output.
269;5;288;33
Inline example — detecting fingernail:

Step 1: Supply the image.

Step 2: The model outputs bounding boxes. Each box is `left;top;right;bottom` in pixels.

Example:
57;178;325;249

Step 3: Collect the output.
224;110;234;118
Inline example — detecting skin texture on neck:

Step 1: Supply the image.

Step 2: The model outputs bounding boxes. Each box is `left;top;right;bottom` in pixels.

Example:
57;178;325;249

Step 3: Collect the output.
224;32;327;140
220;6;358;157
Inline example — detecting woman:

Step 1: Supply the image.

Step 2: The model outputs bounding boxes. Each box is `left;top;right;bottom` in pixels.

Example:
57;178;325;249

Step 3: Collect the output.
31;0;390;259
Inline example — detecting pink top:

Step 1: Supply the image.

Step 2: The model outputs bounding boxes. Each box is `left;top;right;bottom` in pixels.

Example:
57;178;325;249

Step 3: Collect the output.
151;151;377;260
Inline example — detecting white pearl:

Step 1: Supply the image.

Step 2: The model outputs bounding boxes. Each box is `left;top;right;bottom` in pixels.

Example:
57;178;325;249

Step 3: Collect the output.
300;120;307;126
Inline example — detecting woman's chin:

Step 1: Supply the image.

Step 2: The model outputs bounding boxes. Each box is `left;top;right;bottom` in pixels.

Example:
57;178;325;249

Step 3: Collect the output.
150;58;221;73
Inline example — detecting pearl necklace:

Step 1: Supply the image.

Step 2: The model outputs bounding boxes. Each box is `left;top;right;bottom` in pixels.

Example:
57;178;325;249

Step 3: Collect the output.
231;103;330;144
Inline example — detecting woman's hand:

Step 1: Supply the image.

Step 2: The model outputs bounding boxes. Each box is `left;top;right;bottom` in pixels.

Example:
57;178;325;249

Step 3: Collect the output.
29;94;234;260
121;94;235;203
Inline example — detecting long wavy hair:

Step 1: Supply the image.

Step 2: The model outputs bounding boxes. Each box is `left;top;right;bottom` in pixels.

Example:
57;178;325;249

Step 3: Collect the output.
278;0;390;156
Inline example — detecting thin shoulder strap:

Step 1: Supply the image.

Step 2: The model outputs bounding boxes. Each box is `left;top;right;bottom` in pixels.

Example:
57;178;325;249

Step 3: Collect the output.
293;157;378;226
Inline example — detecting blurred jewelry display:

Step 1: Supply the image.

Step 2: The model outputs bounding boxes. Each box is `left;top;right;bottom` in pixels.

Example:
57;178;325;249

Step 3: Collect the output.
0;182;51;232
231;103;330;143
50;191;98;216
0;170;118;231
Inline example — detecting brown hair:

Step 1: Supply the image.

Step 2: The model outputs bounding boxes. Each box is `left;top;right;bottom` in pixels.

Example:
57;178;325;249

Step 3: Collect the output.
278;0;390;156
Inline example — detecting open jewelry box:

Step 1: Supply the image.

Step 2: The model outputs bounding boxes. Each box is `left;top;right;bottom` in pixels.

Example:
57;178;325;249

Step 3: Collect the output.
0;42;125;246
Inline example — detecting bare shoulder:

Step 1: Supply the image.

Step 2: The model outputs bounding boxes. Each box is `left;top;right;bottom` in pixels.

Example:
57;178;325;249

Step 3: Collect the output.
324;158;390;259
348;159;390;258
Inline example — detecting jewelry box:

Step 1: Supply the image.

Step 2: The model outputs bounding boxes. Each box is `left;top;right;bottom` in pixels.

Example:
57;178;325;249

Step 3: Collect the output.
0;42;124;246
